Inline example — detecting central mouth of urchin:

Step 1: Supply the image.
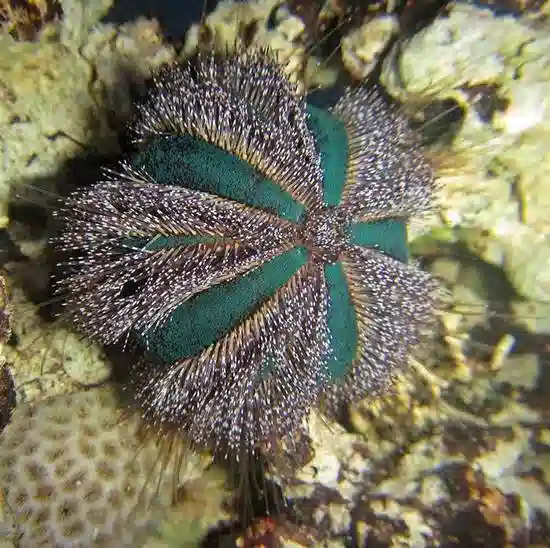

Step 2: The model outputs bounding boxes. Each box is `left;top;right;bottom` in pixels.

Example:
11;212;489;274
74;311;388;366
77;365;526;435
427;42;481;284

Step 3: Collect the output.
300;206;350;262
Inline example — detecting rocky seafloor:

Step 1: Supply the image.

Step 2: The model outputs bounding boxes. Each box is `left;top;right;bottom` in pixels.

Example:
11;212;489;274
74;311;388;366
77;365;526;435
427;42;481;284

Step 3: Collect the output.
0;0;549;546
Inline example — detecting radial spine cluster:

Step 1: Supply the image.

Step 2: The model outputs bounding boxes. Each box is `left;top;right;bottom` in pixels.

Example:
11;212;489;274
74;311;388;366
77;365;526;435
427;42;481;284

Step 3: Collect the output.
55;49;438;459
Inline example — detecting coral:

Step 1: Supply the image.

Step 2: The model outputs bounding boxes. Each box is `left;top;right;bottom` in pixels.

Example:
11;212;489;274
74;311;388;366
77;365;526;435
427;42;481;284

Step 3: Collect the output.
340;15;398;81
0;0;61;41
0;385;213;547
0;2;176;397
0;35;102;227
57;0;114;45
144;468;230;548
182;0;339;91
59;331;112;386
381;1;550;301
0;0;175;234
181;0;438;92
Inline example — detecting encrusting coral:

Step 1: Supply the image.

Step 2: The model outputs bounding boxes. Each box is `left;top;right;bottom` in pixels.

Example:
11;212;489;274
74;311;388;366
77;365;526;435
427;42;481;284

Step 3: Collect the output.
0;386;213;547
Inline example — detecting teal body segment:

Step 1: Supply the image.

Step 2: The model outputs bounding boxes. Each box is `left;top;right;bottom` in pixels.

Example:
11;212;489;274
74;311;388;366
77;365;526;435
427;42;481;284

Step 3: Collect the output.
323;261;358;380
306;105;408;262
306;104;349;207
140;246;308;365
130;103;410;378
350;219;408;263
133;134;305;222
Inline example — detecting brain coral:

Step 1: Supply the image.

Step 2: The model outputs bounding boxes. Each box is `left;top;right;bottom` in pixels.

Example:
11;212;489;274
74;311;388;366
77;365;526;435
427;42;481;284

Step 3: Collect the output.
0;386;206;547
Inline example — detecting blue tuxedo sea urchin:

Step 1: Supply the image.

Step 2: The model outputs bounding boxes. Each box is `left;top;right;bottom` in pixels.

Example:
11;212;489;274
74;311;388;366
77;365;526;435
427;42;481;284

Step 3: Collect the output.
55;49;438;458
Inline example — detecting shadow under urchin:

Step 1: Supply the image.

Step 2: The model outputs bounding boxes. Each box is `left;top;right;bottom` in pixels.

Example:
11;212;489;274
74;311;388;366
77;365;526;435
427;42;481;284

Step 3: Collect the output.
53;48;439;465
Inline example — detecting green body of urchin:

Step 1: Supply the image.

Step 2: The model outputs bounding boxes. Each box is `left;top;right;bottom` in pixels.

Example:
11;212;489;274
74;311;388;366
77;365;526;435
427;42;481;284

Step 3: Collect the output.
130;105;408;380
55;49;438;457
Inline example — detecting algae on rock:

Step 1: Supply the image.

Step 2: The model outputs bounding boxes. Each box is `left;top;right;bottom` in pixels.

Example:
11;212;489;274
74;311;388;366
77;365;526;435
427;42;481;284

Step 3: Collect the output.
381;2;550;302
0;0;176;400
182;0;339;91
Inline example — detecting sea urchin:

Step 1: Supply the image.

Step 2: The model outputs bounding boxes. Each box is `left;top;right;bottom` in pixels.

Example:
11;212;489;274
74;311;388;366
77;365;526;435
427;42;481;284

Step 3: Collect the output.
54;49;438;460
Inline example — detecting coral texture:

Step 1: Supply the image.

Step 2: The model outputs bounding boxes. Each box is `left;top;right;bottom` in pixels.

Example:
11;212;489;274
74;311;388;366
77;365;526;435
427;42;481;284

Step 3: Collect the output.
0;386;207;547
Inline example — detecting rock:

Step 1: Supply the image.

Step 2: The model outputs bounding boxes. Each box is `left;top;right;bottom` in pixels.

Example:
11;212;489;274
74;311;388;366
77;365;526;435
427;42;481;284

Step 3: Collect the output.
340;15;398;81
381;1;550;302
60;332;112;386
